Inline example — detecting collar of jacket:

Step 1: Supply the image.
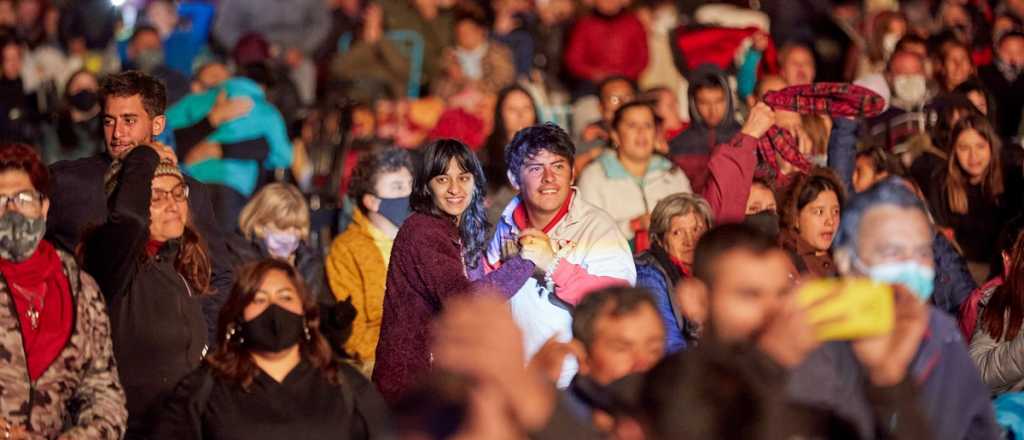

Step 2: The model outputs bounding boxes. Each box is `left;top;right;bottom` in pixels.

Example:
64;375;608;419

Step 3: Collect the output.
596;150;673;180
151;239;182;261
500;188;584;233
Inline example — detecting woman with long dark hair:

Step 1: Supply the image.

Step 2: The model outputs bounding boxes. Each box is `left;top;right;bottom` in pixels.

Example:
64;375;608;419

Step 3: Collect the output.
83;145;212;438
926;114;1021;282
483;85;540;225
970;226;1024;394
153;259;390;439
372;139;540;403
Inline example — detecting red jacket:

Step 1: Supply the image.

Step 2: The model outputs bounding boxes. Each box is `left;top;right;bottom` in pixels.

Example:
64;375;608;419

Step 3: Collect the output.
702;133;759;224
564;12;649;81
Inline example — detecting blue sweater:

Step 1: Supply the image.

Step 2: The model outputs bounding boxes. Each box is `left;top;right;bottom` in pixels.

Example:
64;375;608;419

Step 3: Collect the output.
166;78;292;197
635;256;687;353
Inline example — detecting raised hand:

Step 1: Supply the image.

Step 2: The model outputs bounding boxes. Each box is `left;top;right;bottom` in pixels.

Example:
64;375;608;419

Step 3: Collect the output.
851;285;928;386
208;90;254;127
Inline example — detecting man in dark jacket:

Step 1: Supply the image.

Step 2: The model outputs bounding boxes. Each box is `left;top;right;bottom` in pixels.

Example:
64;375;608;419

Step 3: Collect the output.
46;71;233;340
668;64;741;193
792;178;1000;440
678;223;933;439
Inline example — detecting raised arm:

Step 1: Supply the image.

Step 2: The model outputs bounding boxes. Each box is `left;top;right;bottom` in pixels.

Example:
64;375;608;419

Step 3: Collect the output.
82;147;159;300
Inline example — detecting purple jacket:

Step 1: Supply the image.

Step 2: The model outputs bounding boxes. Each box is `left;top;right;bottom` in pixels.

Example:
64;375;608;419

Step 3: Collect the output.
371;212;535;403
787;308;998;440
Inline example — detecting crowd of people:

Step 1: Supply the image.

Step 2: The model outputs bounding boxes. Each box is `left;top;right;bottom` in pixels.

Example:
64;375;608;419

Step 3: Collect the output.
5;0;1024;439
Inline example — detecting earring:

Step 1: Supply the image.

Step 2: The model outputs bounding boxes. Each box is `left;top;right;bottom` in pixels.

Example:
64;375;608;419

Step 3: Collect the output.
225;323;244;344
303;322;311;341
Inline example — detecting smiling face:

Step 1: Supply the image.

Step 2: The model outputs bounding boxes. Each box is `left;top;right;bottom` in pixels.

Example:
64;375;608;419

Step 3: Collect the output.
103;94;165;159
510;149;573;217
797;190;840;252
149;175;188;242
428;158;475;219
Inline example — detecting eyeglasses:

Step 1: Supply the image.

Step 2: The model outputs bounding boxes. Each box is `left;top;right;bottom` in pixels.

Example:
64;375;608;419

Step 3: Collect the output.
0;190;43;211
152;184;189;204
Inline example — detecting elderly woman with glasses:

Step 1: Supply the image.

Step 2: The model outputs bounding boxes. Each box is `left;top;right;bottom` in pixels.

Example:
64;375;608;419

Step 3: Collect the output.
634;193;713;353
83;145;213;439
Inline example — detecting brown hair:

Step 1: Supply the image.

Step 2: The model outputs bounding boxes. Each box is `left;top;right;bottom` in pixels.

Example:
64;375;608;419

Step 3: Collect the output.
945;115;1003;215
176;223;212;295
800;114;829;157
984;230;1024;341
205;259;340;389
781;167;846;231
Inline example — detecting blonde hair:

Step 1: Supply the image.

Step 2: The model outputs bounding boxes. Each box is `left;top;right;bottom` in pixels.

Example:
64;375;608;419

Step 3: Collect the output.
238;183;311;240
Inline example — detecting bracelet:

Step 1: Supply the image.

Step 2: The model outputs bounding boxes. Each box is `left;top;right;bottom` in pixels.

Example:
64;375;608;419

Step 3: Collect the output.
542;246;572;291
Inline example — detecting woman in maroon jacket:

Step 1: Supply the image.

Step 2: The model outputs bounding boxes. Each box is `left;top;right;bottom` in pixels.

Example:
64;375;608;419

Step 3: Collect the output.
372;139;540;403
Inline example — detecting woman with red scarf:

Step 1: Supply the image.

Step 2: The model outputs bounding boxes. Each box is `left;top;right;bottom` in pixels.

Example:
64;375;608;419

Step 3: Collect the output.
633;193;713;354
0;143;126;438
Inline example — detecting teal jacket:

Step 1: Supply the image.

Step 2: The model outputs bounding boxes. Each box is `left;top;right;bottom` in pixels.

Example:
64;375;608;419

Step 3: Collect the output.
166;78;292;196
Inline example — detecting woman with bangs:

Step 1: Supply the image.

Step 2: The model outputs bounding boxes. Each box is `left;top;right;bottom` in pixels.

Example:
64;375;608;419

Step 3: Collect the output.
372;139;544;403
230;183;331;305
83;145;212;438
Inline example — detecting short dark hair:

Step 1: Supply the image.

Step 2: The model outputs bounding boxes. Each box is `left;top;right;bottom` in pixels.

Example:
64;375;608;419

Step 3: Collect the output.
641;346;778;439
894;34;927;53
99;70;167;118
611;100;662;131
598;75;636;100
998;30;1024;49
454;2;488;27
572;287;659;349
693;224;778;288
505;123;575;184
348;147;414;212
129;24;159;44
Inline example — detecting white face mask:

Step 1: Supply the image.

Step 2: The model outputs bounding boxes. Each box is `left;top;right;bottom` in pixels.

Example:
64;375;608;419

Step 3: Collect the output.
882;33;901;59
892;74;927;108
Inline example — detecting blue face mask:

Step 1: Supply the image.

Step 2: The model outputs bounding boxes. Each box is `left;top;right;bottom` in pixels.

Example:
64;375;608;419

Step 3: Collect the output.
863;260;935;301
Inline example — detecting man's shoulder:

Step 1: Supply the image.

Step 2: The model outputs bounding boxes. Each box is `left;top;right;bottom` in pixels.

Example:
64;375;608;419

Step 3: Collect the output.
50;155;107;178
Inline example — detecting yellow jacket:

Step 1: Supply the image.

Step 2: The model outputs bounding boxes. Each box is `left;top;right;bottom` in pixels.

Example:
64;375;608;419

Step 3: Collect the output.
326;209;392;371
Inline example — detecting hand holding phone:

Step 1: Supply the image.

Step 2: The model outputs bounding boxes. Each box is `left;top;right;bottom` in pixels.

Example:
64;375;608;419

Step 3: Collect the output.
796;278;894;341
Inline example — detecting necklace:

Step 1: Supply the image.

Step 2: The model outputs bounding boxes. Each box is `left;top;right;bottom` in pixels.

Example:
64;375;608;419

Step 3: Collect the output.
10;282;46;330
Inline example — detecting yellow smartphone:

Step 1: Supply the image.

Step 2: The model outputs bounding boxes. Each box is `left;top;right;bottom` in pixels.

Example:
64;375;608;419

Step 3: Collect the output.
796;278;894;341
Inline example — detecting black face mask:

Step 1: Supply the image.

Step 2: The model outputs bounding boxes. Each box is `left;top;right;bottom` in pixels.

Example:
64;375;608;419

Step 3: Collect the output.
239;304;306;352
68;90;98;112
377;196;411;227
744;210;780;239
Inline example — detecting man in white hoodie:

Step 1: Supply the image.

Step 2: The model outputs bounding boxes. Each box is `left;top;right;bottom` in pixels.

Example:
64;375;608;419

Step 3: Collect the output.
486;123;636;387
